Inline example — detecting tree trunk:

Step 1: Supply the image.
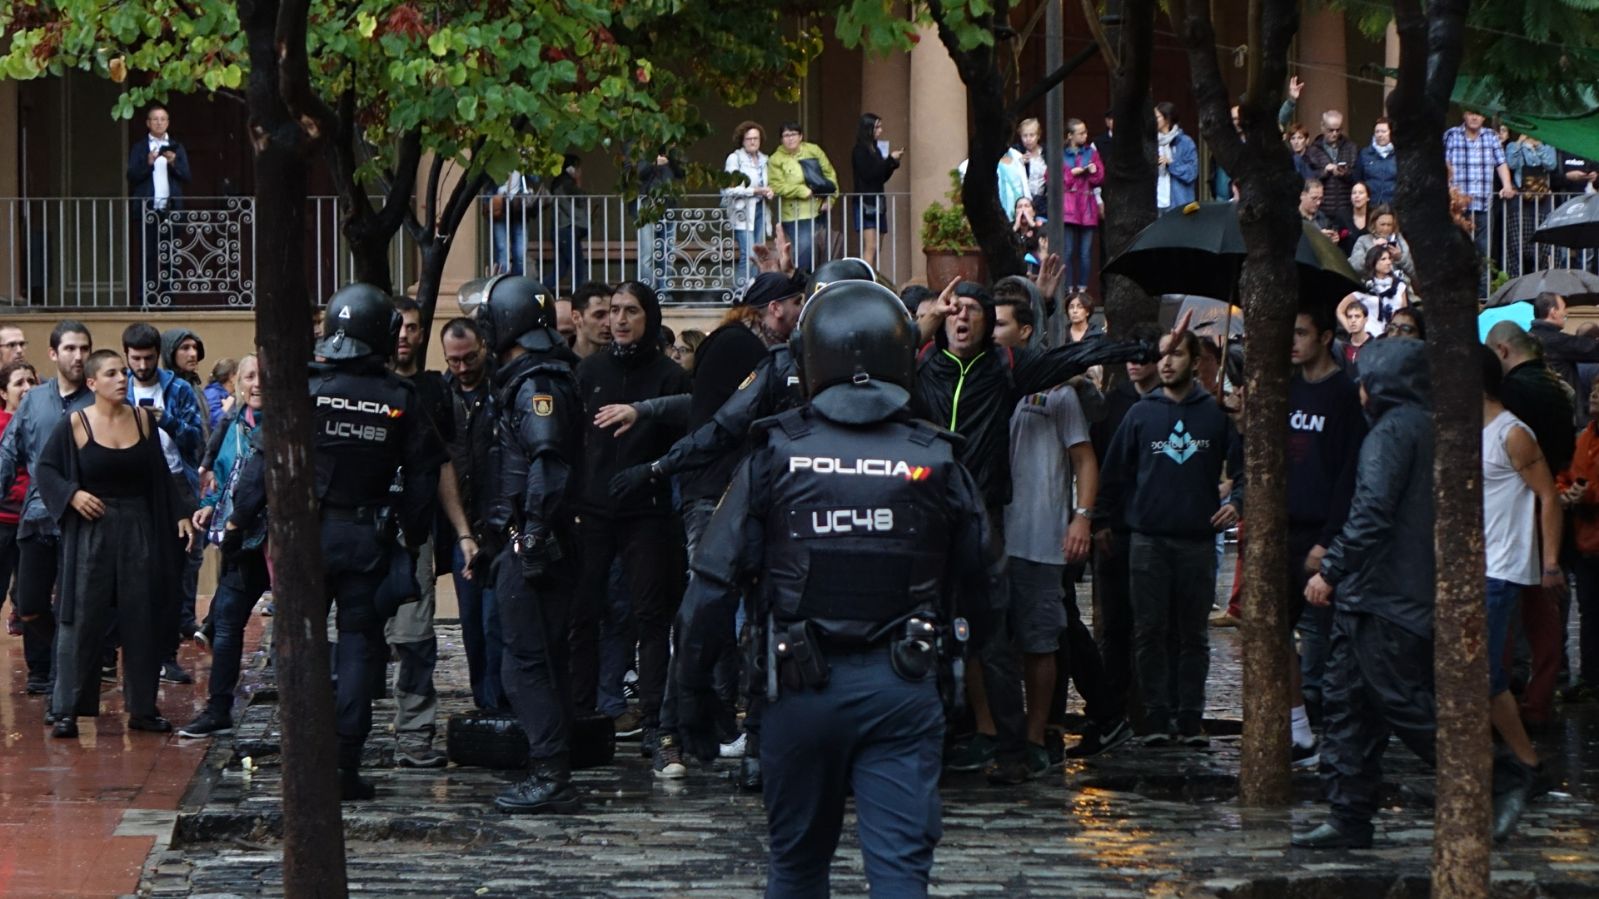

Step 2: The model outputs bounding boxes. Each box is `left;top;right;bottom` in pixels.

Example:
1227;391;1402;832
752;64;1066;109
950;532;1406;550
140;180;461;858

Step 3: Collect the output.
404;160;491;370
1099;0;1159;337
1389;0;1491;895
238;0;347;893
1173;0;1302;807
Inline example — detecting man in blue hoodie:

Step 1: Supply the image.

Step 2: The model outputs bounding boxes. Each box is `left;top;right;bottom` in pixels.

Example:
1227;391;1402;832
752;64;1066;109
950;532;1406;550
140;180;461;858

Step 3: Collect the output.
1092;330;1241;746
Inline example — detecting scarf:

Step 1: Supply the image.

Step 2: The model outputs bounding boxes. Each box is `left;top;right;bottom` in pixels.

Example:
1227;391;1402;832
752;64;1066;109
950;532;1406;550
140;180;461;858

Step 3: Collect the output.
1370;139;1394;159
1157;127;1180;207
610;339;644;360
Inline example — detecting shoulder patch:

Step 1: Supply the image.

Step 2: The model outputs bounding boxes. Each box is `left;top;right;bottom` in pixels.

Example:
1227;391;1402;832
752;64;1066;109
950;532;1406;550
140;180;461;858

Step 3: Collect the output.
531;394;554;417
738;371;757;391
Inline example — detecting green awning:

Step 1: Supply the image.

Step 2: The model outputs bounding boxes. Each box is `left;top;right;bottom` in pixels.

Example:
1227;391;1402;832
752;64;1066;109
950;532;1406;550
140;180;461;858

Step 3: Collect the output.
1498;109;1599;164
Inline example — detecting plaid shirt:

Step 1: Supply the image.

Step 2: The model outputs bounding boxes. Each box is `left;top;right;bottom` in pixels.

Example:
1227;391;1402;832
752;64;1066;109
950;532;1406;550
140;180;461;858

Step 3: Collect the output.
1444;125;1506;212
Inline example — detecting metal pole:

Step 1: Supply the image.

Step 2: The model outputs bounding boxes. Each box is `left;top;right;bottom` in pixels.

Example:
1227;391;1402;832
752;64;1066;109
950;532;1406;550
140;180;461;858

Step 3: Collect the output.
1045;0;1067;346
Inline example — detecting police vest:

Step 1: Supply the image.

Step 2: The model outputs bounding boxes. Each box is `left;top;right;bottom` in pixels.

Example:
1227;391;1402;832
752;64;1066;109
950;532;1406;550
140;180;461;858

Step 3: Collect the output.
311;364;412;508
768;346;806;412
760;408;958;645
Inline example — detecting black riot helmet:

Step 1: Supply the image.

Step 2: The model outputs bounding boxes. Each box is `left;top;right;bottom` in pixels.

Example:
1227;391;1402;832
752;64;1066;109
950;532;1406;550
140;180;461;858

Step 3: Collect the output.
805;257;877;297
473;275;561;355
791;280;916;424
317;283;400;360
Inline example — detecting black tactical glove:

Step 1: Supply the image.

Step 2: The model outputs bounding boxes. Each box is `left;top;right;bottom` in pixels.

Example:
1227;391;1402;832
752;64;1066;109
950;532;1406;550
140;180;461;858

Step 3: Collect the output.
609;463;654;500
676;681;721;764
514;530;562;581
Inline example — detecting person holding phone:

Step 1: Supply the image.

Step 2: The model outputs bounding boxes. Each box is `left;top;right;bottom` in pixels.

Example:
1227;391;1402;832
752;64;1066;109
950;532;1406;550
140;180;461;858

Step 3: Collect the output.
126;103;191;305
1304;110;1359;221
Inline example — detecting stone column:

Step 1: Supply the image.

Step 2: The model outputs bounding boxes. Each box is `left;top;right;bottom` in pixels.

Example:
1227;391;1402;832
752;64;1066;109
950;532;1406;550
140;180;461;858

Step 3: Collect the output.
908;24;966;282
1384;21;1399;104
1296;8;1349;129
861;38;912;285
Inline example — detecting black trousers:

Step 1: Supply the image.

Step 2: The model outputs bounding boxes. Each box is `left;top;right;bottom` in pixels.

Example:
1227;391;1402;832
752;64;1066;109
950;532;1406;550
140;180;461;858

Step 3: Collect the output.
496;547;577;762
53;499;160;719
1051;577;1122;727
569;514;684;729
321;517;388;770
15;534;59;684
1092;530;1136;726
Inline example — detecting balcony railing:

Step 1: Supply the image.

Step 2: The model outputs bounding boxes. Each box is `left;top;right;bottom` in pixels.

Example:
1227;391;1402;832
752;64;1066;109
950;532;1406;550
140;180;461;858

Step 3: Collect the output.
474;192;913;304
0;192;912;311
1483;192;1599;280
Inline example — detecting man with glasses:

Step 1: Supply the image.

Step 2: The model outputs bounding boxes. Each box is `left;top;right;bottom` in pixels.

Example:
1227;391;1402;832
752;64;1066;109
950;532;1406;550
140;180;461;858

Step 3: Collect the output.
0;327;27;365
1305;110;1359;221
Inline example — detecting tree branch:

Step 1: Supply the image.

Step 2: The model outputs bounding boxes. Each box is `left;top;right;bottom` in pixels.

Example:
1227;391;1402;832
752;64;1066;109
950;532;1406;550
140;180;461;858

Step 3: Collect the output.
377;130;423;236
274;0;337;146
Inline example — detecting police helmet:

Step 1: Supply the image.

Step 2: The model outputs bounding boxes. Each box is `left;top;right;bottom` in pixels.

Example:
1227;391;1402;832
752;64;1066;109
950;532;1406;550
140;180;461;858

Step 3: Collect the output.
317;283;400;360
474;275;559;355
792;280;916;424
805;257;877;297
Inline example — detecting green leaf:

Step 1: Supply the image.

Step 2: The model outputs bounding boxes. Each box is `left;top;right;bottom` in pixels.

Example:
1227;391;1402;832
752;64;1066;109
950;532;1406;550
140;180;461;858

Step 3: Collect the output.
428;31;450;57
457;94;479;121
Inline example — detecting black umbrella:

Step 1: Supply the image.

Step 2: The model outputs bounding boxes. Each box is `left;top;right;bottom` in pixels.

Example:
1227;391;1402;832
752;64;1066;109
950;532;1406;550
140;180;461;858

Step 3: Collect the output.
1486;268;1599;307
1157;295;1245;339
1103;201;1364;307
1532;193;1599;249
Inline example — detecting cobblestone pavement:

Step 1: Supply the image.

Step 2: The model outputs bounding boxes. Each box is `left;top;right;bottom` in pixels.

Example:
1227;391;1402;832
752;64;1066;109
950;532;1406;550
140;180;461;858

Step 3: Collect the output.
140;575;1599;898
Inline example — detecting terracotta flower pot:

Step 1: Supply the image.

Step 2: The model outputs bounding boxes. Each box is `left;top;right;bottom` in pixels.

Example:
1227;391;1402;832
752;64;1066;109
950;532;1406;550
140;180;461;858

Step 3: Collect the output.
924;249;988;287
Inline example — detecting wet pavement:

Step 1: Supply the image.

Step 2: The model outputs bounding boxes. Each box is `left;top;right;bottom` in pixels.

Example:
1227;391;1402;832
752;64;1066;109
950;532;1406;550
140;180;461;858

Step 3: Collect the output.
128;572;1599;899
0;595;261;898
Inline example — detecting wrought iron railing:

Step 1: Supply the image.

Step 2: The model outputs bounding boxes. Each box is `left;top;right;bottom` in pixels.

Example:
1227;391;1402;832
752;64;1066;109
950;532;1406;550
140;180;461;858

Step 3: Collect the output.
1483;191;1599;281
474;192;912;304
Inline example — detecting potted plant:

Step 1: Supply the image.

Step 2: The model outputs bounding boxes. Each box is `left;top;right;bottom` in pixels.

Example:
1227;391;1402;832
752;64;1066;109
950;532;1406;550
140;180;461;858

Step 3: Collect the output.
921;170;988;286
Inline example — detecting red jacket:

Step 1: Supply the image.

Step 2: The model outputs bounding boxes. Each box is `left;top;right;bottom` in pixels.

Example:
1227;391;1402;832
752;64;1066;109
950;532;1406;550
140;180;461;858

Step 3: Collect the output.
0;409;27;526
1558;421;1599;555
1061;145;1105;227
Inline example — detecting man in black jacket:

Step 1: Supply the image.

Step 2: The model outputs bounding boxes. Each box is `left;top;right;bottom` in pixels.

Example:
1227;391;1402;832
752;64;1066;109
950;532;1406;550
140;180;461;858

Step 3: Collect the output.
570;281;691;772
917;281;1153;782
1528;291;1599;427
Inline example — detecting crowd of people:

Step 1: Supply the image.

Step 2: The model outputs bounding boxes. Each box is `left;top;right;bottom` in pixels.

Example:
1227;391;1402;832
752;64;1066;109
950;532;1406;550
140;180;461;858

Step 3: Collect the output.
8;87;1599;893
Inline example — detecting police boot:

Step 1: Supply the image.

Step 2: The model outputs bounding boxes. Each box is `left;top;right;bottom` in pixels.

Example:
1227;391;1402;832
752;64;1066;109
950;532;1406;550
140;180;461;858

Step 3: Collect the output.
340;767;376;802
736;756;762;794
495;754;581;815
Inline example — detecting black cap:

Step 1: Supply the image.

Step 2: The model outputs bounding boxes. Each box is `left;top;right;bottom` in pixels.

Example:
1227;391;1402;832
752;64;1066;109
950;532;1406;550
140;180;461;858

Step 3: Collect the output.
740;272;803;307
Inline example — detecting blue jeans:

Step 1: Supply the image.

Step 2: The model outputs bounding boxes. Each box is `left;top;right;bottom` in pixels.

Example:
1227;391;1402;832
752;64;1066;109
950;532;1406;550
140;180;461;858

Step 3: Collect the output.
492;215;527;276
1486;577;1522;696
206;549;271;717
1063;225;1096;290
452;542;505;711
783;217;820;274
734;205;766;294
550;225;587;294
1471;209;1491;297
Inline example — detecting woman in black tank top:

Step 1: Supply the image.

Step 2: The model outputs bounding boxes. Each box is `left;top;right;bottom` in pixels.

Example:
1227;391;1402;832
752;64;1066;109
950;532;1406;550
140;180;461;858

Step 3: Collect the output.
34;349;196;738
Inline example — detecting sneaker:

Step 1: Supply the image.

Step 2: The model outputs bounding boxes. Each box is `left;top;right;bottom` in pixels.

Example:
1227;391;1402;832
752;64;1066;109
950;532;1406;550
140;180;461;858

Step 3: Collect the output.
1177;716;1209;748
944;733;997;772
25;677;51;695
1210;611;1241;628
621;669;639;701
612;708;645;740
100;664;118;684
178;709;235;739
260;601;275;617
160;661;193;685
1137;732;1175;748
1067;718;1133;759
1025;742;1052;778
396;745;448;768
986;756;1032;786
719;732;748;759
1291;739;1320;771
6;612;19;636
652;734;686;779
192;629;210;651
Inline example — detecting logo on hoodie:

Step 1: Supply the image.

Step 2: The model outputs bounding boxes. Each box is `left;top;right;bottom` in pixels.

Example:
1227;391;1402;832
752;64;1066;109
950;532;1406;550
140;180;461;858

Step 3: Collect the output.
1150;420;1208;464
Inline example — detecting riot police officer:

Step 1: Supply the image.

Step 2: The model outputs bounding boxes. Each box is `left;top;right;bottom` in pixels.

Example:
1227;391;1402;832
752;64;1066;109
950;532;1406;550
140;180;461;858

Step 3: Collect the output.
473;275;586;814
675;280;996;897
310;283;444;800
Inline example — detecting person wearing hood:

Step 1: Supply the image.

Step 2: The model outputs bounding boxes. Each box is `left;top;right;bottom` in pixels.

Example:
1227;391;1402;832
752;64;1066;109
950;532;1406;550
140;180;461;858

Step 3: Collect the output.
159;324;209;682
570;280;691;774
1295;339;1534;847
917;279;1156;782
1091;329;1242;747
161;327;205;390
1154;102;1199;213
673;280;997;897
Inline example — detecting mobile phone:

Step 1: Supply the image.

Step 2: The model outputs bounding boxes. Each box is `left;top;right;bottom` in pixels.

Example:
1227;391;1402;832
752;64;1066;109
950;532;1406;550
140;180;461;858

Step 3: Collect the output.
137;397;155;407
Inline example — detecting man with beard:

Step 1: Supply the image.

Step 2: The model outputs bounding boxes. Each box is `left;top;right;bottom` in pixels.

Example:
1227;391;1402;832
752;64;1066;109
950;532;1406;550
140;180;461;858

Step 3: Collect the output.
386;297;478;767
919;280;1154;782
0;321;93;701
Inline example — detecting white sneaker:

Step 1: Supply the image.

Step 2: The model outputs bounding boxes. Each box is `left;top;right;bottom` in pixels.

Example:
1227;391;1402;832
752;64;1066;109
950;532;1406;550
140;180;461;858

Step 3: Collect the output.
720;732;748;759
1292;739;1320;771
